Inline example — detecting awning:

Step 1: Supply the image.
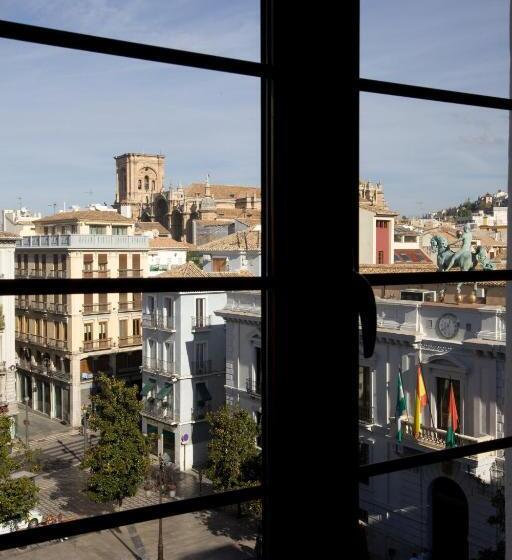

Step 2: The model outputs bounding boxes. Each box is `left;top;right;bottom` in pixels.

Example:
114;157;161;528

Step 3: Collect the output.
141;379;156;396
157;384;172;399
196;383;212;402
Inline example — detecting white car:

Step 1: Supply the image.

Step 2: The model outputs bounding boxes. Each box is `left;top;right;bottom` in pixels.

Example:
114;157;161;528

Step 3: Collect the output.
0;509;43;535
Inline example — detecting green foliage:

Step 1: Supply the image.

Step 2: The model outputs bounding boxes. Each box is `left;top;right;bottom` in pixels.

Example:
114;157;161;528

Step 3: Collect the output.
186;252;203;269
81;374;151;506
0;412;38;524
206;405;260;492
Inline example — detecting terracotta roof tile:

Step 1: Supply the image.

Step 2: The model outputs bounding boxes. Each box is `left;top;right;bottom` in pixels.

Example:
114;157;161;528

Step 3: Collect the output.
157;262;208;277
149;238;196;249
35;210;135;224
184;183;260;200
197;228;261;251
136;221;170;235
393;249;432;263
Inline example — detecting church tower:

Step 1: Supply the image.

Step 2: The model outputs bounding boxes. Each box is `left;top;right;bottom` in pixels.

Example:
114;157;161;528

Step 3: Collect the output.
113;153;165;219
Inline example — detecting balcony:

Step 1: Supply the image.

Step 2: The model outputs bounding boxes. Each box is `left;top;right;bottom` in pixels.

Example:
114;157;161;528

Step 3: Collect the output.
28;334;47;346
143;358;177;378
15;299;30;311
358;404;374;424
119;335;142;348
47;302;69;315
15;331;29;342
191;316;211;331
47;338;69;351
82;303;111;315
18;234;149;250
118;269;142;278
246;378;261;396
190;360;212;375
46;269;67;279
142;401;179;424
82;269;111;279
14;268;29;279
143;313;175;331
17;360;70;382
30;301;49;313
82;338;112;352
191;405;212;421
119;301;142;312
401;420;494;464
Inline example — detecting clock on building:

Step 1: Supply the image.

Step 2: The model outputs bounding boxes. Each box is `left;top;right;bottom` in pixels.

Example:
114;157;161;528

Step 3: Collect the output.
436;313;459;339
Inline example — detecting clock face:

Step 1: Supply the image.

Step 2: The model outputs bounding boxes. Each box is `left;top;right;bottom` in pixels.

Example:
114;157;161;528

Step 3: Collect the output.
437;313;459;339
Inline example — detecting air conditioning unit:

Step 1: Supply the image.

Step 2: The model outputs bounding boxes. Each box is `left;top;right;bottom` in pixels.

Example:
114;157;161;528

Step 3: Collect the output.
399;289;436;303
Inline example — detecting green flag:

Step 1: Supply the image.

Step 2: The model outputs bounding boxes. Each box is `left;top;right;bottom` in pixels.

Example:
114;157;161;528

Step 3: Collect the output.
396;370;407;442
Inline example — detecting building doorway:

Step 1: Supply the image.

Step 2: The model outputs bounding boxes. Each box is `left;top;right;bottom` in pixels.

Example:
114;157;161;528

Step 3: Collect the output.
431;477;468;560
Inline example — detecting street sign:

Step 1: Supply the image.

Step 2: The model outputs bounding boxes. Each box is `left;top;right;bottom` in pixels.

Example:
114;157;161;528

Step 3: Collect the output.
181;434;189;444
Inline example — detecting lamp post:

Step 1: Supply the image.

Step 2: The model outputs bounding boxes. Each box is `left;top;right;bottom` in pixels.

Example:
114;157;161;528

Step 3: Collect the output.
158;454;164;560
23;396;30;451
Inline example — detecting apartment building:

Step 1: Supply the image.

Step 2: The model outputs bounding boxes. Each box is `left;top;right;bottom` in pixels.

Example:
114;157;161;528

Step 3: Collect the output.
140;262;228;470
360;286;505;559
215;291;262;432
0;232;18;437
14;210;149;427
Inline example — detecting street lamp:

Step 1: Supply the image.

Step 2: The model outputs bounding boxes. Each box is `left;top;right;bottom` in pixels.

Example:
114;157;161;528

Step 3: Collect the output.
23;396;30;451
158;454;164;560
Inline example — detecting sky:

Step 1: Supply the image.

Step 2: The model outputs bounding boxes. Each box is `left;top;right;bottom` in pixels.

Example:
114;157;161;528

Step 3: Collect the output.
0;2;510;217
0;1;260;214
360;0;510;216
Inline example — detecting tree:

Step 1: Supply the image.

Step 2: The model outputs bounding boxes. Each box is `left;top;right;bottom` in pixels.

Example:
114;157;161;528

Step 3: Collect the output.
0;412;38;524
81;374;151;507
206;405;260;492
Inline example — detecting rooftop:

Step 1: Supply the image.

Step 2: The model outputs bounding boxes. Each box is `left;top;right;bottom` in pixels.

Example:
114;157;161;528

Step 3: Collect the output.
149;238;196;250
184;183;260;200
136;221;170;236
197;228;261;251
35;210;135;224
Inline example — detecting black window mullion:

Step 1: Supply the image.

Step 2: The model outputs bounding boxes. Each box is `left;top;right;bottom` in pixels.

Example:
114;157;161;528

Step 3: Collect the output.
0;19;268;79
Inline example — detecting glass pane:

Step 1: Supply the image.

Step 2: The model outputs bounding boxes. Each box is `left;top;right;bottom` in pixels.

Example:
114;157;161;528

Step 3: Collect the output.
0;1;260;62
4;290;263;533
359;93;508;273
1;43;261;279
361;0;510;98
360;460;504;559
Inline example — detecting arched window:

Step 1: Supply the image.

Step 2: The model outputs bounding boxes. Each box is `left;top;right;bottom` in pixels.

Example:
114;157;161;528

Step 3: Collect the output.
144;176;149;190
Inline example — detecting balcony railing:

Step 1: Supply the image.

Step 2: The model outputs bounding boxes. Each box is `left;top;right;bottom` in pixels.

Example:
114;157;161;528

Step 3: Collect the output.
118;269;143;278
82;338;112;352
119;335;142;348
191;405;212;421
82;269;111;279
246;378;262;396
15;299;30;310
119;301;142;312
358;404;374;424
190;360;212;375
46;269;67;279
30;301;49;313
401;420;494;458
191;316;211;330
82;303;111;315
17;360;71;382
47;302;69;315
142;401;179;424
143;358;177;377
18;234;149;250
28;334;47;346
47;338;69;351
142;313;174;330
15;331;29;342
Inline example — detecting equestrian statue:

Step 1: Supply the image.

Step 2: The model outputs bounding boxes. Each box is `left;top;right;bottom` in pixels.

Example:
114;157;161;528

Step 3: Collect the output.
430;223;496;272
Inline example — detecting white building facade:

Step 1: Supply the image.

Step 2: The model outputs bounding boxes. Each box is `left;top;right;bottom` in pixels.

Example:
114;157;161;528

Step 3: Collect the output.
360;295;505;559
215;291;262;429
140;282;227;470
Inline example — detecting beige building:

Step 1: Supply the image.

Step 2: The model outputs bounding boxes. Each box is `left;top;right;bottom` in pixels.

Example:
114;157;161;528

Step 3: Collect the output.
14;210;149;427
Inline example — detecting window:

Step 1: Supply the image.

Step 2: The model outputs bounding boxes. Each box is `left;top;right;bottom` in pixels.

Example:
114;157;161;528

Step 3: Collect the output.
377;250;384;264
90;225;107;235
84;323;93;342
358;366;372;423
112;226;127;235
436;378;460;432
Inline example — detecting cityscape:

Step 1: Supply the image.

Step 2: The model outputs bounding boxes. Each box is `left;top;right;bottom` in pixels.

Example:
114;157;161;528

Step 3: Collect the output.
359;180;508;559
0;153;262;559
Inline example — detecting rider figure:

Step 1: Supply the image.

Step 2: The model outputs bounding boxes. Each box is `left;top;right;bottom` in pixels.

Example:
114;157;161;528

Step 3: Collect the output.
445;223;472;271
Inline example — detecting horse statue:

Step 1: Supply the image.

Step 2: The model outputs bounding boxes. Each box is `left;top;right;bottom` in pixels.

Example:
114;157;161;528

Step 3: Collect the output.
430;235;496;272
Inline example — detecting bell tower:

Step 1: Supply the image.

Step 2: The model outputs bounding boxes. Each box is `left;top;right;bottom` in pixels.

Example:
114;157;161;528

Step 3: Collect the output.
113;153;165;219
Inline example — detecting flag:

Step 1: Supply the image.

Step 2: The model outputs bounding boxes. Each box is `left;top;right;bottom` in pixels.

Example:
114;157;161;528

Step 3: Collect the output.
395;370;407;442
445;381;459;448
413;364;427;438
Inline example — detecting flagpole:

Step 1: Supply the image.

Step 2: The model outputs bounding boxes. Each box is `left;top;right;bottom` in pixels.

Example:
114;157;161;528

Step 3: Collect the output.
399;367;409;419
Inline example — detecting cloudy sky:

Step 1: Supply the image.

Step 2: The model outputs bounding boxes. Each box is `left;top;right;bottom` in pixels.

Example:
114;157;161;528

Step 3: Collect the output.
361;0;510;216
0;2;509;217
0;1;260;214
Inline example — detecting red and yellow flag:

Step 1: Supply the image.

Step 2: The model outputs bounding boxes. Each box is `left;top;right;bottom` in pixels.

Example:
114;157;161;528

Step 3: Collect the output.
413;365;427;437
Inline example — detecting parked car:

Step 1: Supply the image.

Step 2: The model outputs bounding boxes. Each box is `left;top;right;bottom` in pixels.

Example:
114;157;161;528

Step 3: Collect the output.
0;509;43;535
